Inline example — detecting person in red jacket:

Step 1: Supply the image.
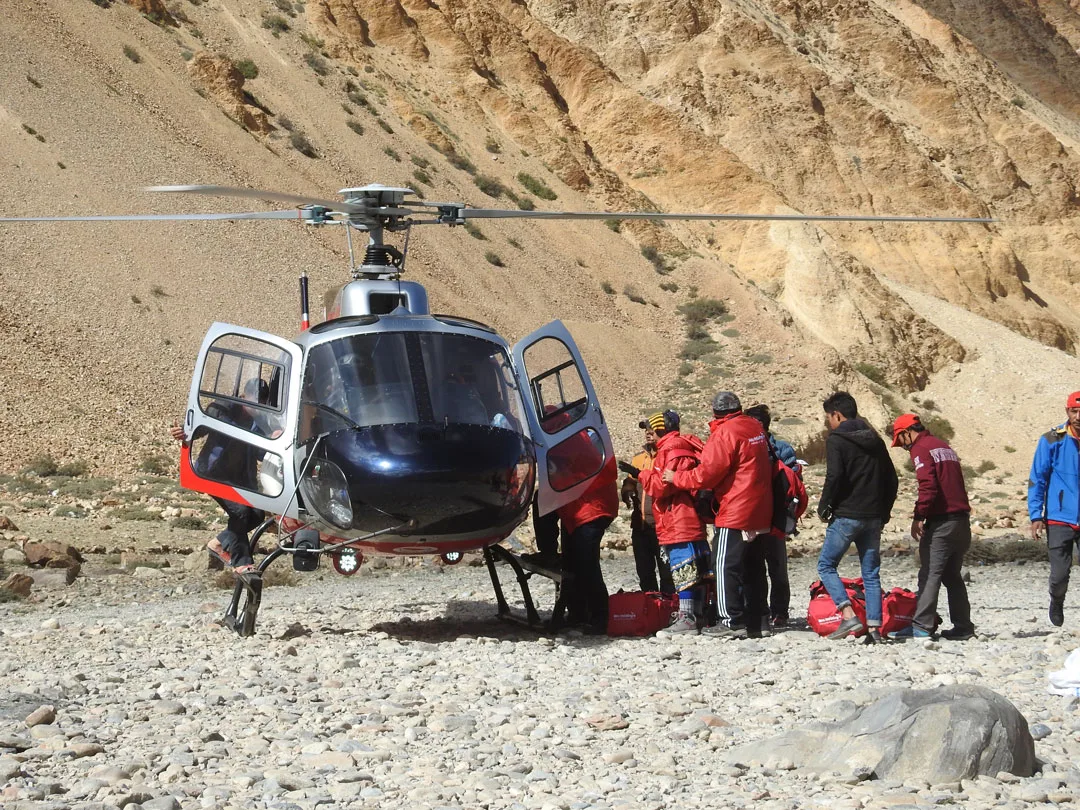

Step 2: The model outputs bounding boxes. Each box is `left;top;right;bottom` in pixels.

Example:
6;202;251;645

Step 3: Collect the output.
890;413;975;640
638;410;709;634
663;391;773;638
551;429;619;634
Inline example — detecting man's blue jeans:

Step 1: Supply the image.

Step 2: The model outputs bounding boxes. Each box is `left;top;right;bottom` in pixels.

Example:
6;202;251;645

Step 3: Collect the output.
817;517;883;626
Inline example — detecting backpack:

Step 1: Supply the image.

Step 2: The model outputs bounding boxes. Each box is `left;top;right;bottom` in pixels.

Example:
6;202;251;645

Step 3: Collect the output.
769;451;807;537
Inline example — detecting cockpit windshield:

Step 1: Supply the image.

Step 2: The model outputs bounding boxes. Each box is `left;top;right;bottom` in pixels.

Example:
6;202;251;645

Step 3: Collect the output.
298;331;527;444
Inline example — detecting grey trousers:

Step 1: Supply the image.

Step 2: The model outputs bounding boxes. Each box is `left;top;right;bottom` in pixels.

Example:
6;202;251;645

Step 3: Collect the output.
1048;523;1080;604
913;513;973;633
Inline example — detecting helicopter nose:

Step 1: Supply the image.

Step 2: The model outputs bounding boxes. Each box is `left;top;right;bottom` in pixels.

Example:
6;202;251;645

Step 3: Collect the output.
313;425;534;537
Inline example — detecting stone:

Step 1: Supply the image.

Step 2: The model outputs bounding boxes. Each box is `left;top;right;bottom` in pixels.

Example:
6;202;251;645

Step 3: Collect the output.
22;541;83;565
726;685;1036;782
2;573;32;597
30;567;79;587
24;705;56;727
2;548;26;565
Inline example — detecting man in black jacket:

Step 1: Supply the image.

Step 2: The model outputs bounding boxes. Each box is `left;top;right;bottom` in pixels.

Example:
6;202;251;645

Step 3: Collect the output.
816;392;899;641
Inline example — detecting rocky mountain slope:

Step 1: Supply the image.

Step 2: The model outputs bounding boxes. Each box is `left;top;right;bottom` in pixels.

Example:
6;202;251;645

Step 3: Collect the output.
2;0;1079;478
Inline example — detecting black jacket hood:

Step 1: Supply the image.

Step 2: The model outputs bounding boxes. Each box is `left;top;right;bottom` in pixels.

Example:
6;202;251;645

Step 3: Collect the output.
833;417;883;450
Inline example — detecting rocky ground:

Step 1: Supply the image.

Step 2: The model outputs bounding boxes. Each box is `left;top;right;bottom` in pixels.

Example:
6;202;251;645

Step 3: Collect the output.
3;546;1080;810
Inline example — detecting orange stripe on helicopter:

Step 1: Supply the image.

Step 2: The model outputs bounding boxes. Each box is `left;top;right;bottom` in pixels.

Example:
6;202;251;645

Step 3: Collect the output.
179;444;253;507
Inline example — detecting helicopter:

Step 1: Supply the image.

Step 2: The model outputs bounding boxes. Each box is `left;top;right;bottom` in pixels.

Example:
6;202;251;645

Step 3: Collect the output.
1;184;994;635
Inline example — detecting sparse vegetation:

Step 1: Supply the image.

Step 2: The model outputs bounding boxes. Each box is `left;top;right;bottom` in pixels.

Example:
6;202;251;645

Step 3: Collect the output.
640;245;673;275
516;172;557;201
304;52;330;76
679;338;718;360
604;219;621;233
977;460;998;474
721;328;740;338
235;59;259;80
462;222;486;240
411;155;431;170
123;45;142;63
747;353;773;365
800;429;830;466
921;399;938;411
677;362;694;377
1005;445;1017;453
412;168;432;185
272;0;294;15
507;237;522;250
686;323;710;341
23;454;58;477
484;251;505;268
485;136;501;154
346;120;364;136
262;14;290;35
854;362;887;386
923;413;955;441
110;505;164;522
52;505;88;519
21;124;45;143
56;460;89;477
26;74;42;88
384;146;401;162
139;454;172;475
376;119;393;134
290;131;318;158
601;281;615;295
677;298;728;325
659;281;679;293
474;175;508;198
171;515;207;530
150;284;168;298
276;115;295;132
516;197;535;211
624;285;647;305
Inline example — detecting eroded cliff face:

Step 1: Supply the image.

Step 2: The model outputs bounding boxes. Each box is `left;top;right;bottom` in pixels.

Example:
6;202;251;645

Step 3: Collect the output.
309;0;1080;376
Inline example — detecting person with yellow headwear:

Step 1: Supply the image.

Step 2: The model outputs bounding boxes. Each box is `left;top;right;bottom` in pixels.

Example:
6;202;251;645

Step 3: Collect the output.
621;413;675;594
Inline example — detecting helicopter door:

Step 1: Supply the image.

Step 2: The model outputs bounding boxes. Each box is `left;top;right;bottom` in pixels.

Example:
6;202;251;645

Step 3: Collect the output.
512;321;615;516
181;323;302;516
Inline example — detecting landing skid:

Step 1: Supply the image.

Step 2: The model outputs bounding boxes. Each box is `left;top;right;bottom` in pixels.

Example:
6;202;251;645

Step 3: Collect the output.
221;518;284;637
483;545;569;631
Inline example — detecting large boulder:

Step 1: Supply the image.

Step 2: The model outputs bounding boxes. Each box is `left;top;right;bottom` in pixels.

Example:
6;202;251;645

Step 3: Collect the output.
726;685;1036;782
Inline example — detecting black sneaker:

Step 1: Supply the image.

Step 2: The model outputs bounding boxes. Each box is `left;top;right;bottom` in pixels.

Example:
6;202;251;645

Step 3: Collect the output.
770;614;789;630
520;551;560;569
863;629;882;645
1050;600;1065;627
940;626;976;641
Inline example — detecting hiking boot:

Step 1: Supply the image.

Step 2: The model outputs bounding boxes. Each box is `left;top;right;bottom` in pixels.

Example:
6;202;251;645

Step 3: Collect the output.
891;624;932;640
827;616;866;640
701;623;747;640
770;614;789;630
658;613;700;637
1050;599;1065;628
940;626;976;641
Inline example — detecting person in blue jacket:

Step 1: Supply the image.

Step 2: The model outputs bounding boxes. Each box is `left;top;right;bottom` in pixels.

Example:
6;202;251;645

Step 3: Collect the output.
1029;391;1080;627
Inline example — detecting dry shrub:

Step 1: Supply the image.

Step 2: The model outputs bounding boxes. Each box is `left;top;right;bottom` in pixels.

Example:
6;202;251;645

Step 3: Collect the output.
966;535;1045;564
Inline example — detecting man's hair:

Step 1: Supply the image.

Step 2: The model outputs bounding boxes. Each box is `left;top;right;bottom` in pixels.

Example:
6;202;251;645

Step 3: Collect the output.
744;404;772;432
822;391;858;419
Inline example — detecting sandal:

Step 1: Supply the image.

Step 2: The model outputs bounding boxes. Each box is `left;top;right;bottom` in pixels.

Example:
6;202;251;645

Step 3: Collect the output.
206;538;233;568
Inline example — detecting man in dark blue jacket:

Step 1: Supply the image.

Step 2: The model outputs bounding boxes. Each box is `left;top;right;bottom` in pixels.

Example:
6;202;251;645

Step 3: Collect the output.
1029;391;1080;627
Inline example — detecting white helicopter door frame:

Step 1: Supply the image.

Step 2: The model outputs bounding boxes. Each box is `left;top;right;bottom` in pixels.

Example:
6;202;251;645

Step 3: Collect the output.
181;322;303;516
511;320;615;516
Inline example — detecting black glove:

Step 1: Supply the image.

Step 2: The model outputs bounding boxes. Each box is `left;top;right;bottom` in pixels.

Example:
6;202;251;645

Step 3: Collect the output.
618;461;641;477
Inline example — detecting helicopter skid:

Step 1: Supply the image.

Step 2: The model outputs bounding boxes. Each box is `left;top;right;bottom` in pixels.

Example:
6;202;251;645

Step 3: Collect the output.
483;545;568;631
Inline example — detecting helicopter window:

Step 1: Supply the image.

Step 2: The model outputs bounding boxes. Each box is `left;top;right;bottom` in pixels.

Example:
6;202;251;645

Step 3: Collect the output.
546;427;606;492
298;333;419;443
369;293;407;315
198;334;288;435
419;334;526;432
189;425;285;497
521;338;589;434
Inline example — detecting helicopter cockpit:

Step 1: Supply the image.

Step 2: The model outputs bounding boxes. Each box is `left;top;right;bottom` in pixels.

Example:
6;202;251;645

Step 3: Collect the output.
296;330;528;444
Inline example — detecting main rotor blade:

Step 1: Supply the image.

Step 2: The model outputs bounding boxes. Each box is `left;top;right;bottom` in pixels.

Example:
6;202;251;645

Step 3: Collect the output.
457;209;996;224
0;211;310;223
148;184;367;213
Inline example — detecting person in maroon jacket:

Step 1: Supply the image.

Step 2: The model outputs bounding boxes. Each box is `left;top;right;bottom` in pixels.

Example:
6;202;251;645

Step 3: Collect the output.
891;413;975;640
639;410;709;635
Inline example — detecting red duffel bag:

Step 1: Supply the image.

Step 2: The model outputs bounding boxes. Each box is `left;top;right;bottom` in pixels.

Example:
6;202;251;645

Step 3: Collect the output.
807;578;867;637
881;587;918;638
608;591;679;636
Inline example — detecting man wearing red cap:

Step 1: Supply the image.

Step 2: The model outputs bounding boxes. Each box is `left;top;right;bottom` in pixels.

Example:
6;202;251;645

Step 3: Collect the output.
1029;392;1080;627
891;413;974;640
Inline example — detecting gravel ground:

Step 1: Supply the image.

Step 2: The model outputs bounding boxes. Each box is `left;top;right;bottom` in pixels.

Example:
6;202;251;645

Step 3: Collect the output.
3;551;1080;810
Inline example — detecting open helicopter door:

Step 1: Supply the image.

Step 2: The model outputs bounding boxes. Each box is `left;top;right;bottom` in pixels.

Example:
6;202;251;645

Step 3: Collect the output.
180;323;303;516
512;321;615;516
